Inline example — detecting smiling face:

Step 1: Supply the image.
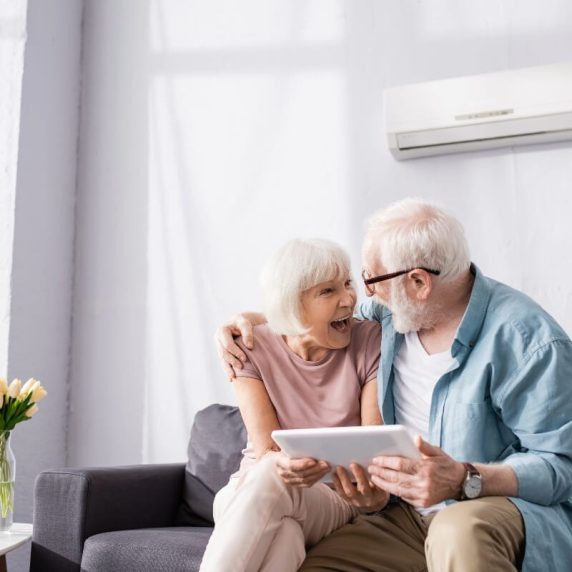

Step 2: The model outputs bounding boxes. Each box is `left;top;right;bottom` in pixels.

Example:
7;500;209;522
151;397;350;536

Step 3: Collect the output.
299;274;357;350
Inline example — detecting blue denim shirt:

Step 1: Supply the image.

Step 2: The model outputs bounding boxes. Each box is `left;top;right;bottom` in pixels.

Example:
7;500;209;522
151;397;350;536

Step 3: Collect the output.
357;265;572;572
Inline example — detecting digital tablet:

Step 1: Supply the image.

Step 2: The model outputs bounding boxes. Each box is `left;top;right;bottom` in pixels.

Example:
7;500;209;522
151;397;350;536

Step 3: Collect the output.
271;425;420;482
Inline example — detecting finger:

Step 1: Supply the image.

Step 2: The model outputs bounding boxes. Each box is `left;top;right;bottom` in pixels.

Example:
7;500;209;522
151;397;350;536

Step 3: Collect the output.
371;455;416;474
415;435;444;458
215;336;240;378
223;361;236;381
215;341;245;374
279;464;329;487
276;456;317;471
370;475;400;496
276;457;330;479
368;464;405;483
221;349;245;370
235;316;254;349
336;466;358;499
299;467;331;487
332;473;349;501
370;474;414;499
216;328;248;365
284;462;330;481
350;463;372;495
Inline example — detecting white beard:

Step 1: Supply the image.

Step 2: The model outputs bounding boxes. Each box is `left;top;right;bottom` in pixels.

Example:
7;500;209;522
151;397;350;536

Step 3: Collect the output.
386;282;434;334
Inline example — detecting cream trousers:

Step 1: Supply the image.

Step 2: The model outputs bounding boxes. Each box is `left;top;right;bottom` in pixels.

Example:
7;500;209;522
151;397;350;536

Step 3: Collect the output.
199;454;359;572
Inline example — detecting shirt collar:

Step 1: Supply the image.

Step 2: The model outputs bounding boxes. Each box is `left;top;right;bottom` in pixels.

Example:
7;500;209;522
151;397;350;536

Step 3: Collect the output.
454;263;492;351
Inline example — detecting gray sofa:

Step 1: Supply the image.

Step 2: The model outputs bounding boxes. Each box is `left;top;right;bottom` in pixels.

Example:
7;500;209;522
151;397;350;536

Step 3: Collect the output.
30;404;247;572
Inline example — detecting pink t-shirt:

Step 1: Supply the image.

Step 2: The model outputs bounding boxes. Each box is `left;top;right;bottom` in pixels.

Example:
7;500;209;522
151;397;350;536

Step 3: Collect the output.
234;319;381;466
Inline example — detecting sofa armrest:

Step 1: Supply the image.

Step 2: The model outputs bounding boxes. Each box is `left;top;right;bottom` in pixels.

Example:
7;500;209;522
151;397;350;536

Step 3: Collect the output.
30;463;185;572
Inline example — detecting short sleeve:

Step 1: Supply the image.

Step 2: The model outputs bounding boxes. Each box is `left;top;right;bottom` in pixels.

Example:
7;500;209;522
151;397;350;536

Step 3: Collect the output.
232;336;263;381
354;321;382;386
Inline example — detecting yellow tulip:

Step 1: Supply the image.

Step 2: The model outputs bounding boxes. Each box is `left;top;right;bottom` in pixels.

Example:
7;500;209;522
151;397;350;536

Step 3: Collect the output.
8;379;22;399
31;385;47;403
25;404;39;417
26;380;40;398
0;378;7;396
19;378;36;398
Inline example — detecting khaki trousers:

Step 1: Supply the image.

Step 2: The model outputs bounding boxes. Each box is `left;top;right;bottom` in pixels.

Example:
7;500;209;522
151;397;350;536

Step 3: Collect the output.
300;497;525;572
199;455;359;572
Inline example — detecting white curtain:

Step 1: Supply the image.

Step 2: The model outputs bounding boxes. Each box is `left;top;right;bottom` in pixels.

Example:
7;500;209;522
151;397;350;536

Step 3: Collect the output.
70;0;572;465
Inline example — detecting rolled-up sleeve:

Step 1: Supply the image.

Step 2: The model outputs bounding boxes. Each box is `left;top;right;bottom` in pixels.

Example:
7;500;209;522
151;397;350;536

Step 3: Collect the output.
499;339;572;506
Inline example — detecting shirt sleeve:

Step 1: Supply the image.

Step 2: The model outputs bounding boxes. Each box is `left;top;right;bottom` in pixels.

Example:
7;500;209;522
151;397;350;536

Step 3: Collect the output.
355;299;385;323
497;339;572;506
232;336;263;381
359;322;382;386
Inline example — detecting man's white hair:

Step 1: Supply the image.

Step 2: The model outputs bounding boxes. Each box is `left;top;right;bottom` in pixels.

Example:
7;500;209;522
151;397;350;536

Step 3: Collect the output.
363;198;470;281
261;238;351;336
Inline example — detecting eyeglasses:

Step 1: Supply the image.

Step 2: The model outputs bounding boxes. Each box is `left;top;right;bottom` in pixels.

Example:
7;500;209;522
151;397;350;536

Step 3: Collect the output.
361;267;441;295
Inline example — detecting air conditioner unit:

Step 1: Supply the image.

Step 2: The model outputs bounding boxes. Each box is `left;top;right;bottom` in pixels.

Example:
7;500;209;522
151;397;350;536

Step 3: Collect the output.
384;61;572;160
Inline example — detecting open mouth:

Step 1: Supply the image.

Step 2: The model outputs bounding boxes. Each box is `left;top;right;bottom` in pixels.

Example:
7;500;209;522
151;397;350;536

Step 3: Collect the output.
330;315;351;333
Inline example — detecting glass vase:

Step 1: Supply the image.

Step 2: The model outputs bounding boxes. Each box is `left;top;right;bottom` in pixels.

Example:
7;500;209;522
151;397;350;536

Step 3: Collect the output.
0;431;15;531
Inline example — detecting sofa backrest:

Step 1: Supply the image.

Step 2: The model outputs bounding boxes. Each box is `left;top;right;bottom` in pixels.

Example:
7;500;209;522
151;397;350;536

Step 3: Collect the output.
176;404;247;526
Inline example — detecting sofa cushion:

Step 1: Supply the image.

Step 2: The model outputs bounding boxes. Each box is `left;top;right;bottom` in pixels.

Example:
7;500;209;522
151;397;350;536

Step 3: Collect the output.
81;527;212;572
176;404;247;525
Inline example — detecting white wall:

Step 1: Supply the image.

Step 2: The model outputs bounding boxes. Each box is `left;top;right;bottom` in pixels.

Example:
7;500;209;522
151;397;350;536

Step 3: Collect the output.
7;0;83;570
69;0;572;467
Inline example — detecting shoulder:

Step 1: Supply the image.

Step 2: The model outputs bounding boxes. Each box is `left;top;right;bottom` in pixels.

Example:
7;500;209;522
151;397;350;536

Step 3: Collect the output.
474;276;572;377
349;319;382;353
233;324;283;380
351;318;381;340
235;323;282;356
356;300;391;323
486;278;570;348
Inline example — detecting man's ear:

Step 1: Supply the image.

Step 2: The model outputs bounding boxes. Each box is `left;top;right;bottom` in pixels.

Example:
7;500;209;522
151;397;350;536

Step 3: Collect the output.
407;269;433;301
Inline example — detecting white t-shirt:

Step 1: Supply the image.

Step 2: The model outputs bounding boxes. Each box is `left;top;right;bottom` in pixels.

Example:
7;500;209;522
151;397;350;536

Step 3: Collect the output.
393;331;456;515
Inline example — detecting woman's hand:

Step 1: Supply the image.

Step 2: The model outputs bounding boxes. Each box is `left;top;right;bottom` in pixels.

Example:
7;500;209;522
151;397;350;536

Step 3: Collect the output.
273;452;331;488
332;463;390;513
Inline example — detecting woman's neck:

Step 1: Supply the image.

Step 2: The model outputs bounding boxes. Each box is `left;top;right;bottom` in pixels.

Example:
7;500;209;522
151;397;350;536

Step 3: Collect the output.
284;335;329;362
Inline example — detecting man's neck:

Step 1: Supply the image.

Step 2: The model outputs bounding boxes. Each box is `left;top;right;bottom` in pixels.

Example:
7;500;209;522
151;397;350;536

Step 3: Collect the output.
416;271;475;355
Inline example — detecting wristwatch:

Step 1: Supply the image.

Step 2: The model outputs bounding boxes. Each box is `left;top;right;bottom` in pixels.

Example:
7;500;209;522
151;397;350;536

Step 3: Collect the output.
460;462;482;500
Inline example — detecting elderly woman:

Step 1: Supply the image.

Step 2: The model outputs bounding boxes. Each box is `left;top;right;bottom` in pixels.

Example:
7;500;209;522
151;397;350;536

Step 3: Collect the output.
199;239;388;572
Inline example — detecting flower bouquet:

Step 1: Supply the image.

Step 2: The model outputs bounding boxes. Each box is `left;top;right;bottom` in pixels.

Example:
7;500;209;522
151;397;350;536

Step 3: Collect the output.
0;378;47;530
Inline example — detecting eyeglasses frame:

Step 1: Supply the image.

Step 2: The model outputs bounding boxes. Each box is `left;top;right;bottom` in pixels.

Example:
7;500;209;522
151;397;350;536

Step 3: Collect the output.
361;267;441;294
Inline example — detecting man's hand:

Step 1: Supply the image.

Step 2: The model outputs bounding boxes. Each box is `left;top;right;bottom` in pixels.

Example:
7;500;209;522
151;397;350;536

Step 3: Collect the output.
332;464;389;513
214;312;265;379
274;452;331;488
368;436;465;508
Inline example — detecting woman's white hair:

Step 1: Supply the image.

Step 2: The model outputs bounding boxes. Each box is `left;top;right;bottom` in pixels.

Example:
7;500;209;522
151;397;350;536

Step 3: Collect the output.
261;238;351;336
363;198;471;281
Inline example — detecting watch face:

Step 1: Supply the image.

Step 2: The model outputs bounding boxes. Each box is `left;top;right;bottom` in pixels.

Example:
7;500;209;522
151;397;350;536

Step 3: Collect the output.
464;475;482;499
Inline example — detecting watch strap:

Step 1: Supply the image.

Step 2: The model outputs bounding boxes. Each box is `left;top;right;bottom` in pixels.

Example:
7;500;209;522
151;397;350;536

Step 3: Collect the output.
463;462;479;477
460;462;481;500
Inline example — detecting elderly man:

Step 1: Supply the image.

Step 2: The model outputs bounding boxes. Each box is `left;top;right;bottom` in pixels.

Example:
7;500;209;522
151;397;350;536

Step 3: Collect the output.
215;199;572;571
